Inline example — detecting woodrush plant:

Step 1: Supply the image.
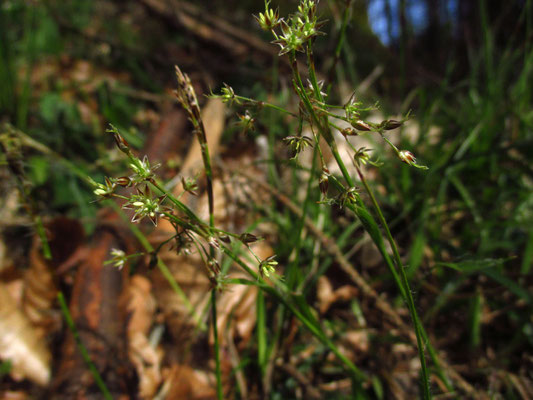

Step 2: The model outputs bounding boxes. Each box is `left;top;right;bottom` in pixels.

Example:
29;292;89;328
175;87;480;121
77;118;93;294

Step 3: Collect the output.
90;1;445;398
91;71;371;398
218;0;434;397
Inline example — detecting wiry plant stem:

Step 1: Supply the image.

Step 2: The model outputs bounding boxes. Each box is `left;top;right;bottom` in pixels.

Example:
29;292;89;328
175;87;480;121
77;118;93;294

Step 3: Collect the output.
174;65;222;399
326;0;354;96
355;166;431;399
288;37;432;398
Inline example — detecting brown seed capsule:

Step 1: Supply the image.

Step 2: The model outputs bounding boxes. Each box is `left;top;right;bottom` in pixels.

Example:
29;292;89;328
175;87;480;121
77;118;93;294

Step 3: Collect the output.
341;127;357;137
398;150;416;165
115;176;132;187
381;120;402;130
351;120;372;131
208;237;220;249
148;252;158;269
113;132;130;153
219;235;231;244
239;233;259;244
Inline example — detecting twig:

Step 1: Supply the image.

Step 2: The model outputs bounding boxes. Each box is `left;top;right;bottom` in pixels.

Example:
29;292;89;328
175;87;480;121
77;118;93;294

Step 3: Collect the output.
275;359;323;399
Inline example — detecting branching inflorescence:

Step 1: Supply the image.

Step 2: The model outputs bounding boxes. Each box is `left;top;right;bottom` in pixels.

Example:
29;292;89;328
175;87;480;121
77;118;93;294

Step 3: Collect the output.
93;1;438;398
213;0;434;397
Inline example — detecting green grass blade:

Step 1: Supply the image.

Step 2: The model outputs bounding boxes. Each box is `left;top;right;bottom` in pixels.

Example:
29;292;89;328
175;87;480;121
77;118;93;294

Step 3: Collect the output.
57;292;113;400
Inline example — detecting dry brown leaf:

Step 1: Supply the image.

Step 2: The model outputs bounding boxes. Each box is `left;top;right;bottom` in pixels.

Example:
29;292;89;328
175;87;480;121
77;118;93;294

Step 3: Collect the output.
127;275;157;335
126;275;163;399
179;97;226;178
151;251;210;348
0;282;51;386
23;218;84;333
342;330;370;355
22;245;57;330
161;364;215;400
317;276;358;314
317;276;334;314
214;247;268;348
0;391;29;400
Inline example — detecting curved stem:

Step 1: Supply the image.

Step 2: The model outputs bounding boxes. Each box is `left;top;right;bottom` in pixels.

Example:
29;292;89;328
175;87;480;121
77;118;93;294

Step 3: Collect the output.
234;94;298;117
356;166;431;399
287;45;431;398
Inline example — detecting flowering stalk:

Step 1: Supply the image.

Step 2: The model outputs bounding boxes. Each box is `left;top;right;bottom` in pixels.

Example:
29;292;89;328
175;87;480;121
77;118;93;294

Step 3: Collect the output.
174;65;222;399
231;0;433;396
174;66;215;228
356;166;430;399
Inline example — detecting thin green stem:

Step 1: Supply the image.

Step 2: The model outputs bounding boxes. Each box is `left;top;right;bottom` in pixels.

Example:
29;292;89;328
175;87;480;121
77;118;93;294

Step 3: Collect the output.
57;292;113;400
220;245;367;383
326;0;353;96
110;203;207;331
356;167;431;399
211;290;223;400
234;94;298;117
183;77;223;398
288;45;430;396
151;181;209;234
34;215;52;260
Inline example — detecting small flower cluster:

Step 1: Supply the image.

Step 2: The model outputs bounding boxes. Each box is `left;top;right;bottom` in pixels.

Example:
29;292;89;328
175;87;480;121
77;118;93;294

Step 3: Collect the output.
92;72;281;285
339;98;427;169
123;185;167;226
129;155;160;185
237;110;255;133
216;83;240;106
181;176;199;196
259;255;278;278
255;0;281;31
90;176;115;198
353;147;372;166
257;0;325;56
338;186;359;208
89;125;166;227
283;135;313;159
108;248;127;270
398;150;427;169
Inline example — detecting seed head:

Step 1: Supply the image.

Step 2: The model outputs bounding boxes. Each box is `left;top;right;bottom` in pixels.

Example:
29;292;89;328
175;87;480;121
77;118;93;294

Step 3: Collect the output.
130;155;161;184
115;176;132;187
90;176;115;199
341;127;358;137
398;150;429;169
259;255;278;278
123;186;166;226
380;119;403;130
108;248;127;270
208;237;220;250
107;124;130;154
283;135;313;158
351;120;372;132
239;233;261;244
398;150;415;165
255;1;281;31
